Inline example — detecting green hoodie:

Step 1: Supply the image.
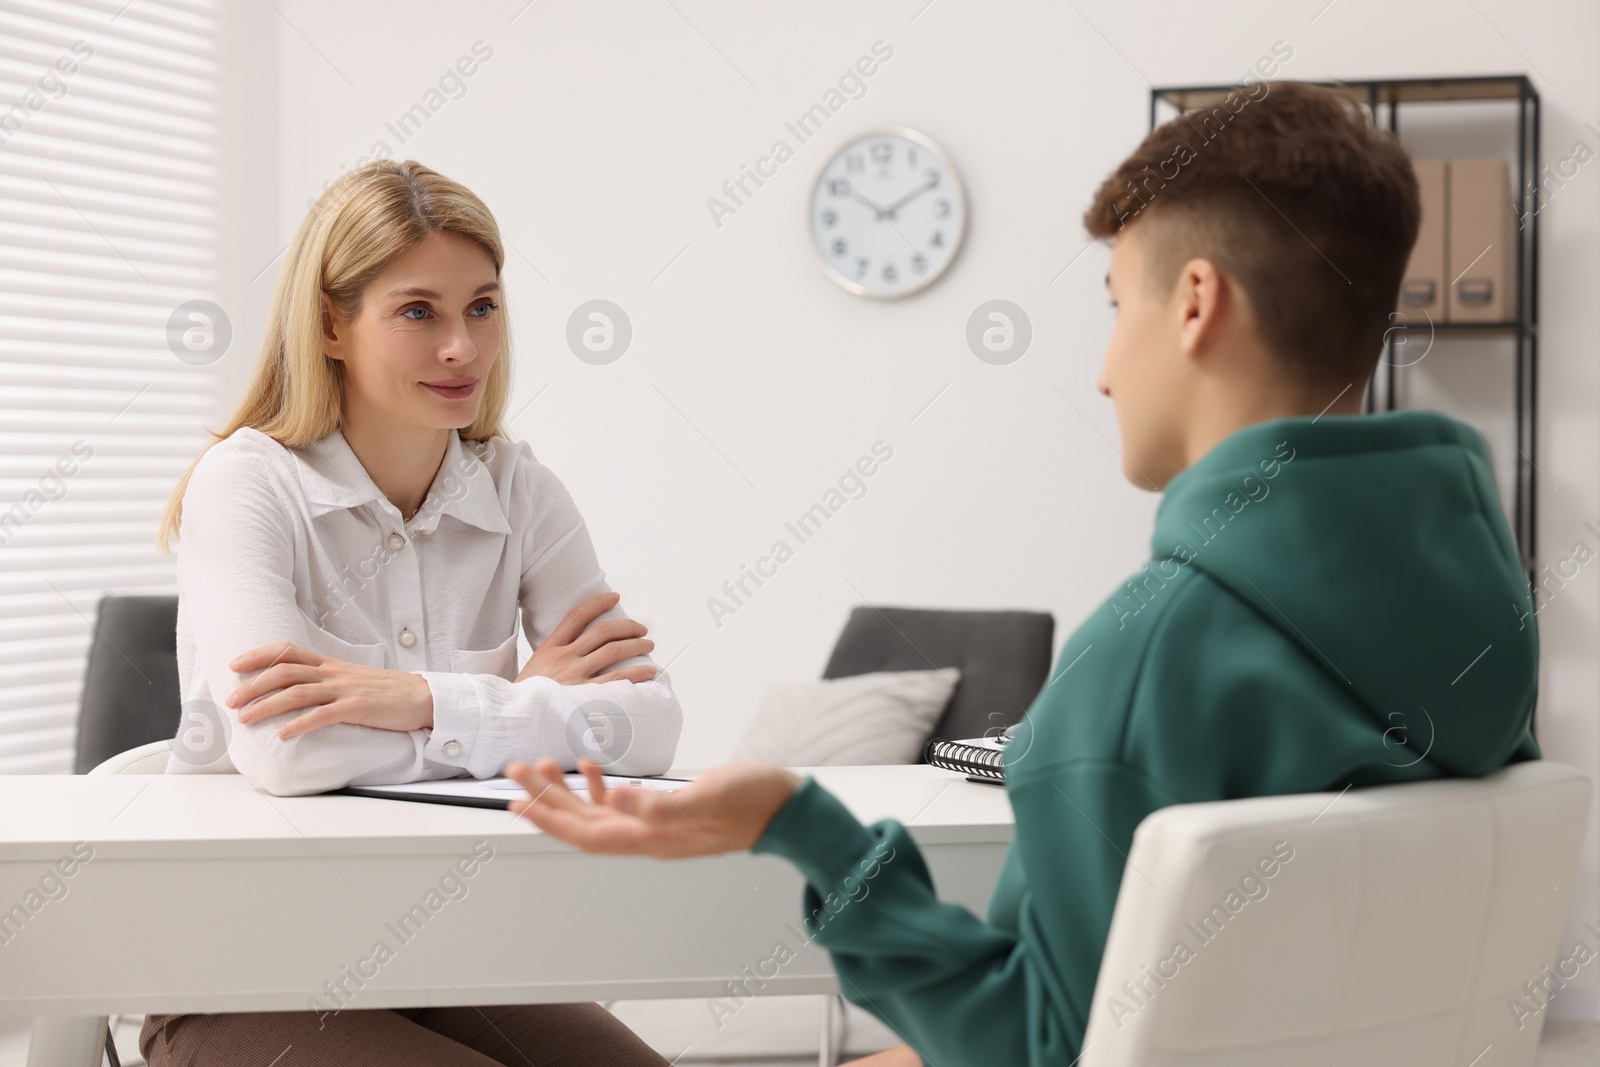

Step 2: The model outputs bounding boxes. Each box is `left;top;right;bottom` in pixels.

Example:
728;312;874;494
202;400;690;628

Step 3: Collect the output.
752;410;1540;1065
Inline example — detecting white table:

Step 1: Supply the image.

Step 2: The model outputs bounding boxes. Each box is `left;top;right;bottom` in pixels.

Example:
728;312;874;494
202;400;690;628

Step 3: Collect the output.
0;765;1012;1062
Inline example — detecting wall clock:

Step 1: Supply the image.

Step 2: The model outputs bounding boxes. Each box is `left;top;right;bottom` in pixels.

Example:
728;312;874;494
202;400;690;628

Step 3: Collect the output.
809;128;967;299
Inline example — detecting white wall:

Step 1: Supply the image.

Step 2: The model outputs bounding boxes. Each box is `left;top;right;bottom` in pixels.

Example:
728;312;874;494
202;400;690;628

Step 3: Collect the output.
220;0;1600;1015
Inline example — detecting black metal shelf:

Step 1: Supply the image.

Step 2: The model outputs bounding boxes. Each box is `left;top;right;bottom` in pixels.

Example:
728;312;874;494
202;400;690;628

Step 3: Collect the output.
1149;75;1541;577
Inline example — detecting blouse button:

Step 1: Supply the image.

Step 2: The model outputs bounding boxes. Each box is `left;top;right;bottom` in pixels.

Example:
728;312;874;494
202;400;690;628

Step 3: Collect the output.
399;629;417;648
387;532;406;551
442;740;462;758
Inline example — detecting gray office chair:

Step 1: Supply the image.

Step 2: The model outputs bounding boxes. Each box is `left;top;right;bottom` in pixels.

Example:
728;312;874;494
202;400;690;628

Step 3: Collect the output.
822;604;1056;748
72;595;182;774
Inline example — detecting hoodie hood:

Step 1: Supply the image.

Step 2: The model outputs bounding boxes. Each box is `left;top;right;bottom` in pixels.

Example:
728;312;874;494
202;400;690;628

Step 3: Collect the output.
1152;410;1536;776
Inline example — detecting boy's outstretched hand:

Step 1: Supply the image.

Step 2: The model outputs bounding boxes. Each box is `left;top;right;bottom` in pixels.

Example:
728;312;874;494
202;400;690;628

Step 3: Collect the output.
505;757;803;858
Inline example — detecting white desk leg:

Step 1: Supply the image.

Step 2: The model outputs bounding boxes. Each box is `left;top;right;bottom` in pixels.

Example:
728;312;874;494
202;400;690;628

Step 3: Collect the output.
818;994;844;1067
26;1015;108;1067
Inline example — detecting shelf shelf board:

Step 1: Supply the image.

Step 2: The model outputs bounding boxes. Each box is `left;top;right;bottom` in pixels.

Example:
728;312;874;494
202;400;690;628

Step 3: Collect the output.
1153;75;1535;113
1427;321;1533;337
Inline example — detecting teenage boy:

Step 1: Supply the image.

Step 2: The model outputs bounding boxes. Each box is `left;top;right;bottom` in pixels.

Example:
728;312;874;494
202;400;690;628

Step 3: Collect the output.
506;81;1539;1066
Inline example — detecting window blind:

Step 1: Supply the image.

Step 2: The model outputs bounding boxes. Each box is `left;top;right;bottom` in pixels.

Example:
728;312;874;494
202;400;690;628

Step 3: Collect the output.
0;0;219;773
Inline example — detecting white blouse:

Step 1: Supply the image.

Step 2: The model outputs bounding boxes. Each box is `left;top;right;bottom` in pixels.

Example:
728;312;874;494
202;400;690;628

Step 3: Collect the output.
163;424;683;796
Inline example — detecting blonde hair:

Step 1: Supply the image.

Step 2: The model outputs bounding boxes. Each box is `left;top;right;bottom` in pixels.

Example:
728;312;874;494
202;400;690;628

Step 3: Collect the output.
157;160;514;554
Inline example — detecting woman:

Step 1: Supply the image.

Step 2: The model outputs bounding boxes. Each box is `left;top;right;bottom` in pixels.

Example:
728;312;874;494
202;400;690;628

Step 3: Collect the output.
148;160;681;1066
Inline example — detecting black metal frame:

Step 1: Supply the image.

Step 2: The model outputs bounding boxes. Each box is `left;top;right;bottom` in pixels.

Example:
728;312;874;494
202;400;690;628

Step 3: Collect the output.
1148;75;1541;578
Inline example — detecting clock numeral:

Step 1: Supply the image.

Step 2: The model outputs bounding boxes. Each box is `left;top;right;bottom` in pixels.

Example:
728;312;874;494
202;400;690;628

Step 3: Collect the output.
831;238;848;257
925;168;941;188
821;209;838;227
882;263;899;285
828;178;851;197
934;198;950;219
911;254;928;274
855;257;869;279
870;140;893;164
930;230;944;248
845;153;864;173
907;149;919;169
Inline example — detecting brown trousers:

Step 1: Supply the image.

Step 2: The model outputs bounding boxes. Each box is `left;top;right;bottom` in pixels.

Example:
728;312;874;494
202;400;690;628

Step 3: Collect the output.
139;1004;671;1067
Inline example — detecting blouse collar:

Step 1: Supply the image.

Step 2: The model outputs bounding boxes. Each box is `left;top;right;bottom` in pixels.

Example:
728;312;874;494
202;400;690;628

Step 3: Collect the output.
296;426;512;536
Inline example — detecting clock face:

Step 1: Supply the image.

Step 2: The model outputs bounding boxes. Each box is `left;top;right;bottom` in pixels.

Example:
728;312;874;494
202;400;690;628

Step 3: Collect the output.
809;129;967;299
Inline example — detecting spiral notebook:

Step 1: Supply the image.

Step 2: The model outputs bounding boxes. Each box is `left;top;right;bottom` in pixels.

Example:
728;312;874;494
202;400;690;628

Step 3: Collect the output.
923;735;1009;785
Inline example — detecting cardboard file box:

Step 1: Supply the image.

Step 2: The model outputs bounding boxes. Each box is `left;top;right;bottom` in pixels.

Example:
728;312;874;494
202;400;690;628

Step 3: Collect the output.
1396;159;1446;325
1446;158;1516;323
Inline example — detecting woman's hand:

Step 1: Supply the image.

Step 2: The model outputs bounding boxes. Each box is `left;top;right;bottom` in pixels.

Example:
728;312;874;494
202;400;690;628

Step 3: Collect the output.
516;590;658;685
226;642;434;739
505;756;802;857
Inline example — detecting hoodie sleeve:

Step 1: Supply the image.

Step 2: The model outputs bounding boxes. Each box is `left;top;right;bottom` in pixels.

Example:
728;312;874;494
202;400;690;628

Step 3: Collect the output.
752;760;1181;1066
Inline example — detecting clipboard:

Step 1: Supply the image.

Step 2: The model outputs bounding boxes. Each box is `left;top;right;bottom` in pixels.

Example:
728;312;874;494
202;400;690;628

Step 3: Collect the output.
331;772;694;810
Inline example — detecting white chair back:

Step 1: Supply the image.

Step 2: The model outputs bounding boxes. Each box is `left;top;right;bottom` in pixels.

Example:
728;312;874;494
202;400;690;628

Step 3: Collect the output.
1081;761;1589;1067
89;739;172;776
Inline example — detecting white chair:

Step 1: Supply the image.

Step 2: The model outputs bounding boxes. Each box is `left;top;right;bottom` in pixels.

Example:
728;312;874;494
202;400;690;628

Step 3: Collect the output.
1081;760;1589;1067
83;740;172;777
27;741;171;1067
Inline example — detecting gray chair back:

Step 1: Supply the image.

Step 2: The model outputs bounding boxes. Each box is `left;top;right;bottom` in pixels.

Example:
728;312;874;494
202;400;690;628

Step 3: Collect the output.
73;595;180;774
821;606;1054;752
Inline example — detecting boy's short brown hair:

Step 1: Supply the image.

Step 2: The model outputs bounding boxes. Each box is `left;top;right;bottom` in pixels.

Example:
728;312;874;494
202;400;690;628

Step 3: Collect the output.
1083;80;1420;388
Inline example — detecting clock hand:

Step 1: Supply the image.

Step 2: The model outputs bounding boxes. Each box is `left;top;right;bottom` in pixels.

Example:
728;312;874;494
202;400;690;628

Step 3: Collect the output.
843;179;887;220
880;178;939;219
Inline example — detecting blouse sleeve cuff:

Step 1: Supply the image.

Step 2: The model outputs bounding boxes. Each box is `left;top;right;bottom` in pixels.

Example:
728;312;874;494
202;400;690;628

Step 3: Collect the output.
416;670;483;771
